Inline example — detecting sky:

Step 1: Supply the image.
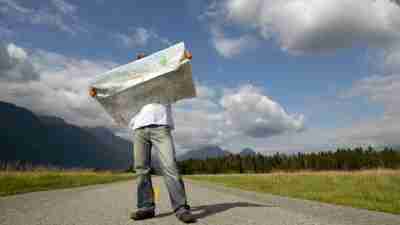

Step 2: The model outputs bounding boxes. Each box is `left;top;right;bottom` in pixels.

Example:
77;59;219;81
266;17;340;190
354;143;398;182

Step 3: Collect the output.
1;0;400;155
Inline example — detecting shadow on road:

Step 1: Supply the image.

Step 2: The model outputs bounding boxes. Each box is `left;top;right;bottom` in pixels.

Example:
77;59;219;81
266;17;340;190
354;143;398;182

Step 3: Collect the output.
155;202;274;219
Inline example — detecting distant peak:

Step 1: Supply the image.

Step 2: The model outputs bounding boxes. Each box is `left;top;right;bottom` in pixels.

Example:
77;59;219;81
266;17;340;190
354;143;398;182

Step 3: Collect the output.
240;148;256;156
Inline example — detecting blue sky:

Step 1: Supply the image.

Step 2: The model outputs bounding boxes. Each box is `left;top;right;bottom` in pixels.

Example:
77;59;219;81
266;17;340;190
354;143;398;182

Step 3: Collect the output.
1;0;400;154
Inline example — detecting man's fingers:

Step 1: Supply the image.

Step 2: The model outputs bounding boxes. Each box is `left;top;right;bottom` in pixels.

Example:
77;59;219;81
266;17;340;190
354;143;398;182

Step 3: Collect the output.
184;50;192;60
137;53;145;60
89;87;97;97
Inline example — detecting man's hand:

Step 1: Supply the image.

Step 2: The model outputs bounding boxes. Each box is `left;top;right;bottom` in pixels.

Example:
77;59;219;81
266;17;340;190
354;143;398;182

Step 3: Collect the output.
184;50;192;60
137;53;145;60
89;87;97;97
180;50;192;62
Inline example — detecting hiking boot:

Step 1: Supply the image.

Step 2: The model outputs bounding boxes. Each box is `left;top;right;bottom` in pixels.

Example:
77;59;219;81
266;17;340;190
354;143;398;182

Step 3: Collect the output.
175;205;196;223
130;209;155;220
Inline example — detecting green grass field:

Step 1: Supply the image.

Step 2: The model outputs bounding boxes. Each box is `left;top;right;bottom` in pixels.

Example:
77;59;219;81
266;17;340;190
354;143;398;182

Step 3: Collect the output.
185;170;400;214
0;171;136;196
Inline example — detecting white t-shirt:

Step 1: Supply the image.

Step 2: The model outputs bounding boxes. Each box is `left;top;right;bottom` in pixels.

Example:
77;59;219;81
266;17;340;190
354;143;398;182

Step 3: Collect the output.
129;103;174;130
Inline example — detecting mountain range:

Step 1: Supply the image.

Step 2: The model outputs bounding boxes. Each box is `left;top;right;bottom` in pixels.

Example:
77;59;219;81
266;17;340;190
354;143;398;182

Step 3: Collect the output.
177;145;231;161
240;148;257;156
1;101;261;170
177;146;257;161
0;101;132;170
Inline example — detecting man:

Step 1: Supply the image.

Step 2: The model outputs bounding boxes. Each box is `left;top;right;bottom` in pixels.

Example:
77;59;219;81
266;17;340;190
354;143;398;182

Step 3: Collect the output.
129;52;196;223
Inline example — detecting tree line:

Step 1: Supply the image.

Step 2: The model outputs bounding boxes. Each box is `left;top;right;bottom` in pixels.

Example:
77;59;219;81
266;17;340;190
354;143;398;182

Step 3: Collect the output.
177;147;400;174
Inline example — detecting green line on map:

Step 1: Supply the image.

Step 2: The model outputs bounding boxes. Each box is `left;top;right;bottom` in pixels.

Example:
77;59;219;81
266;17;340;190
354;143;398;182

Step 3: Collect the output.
160;56;167;66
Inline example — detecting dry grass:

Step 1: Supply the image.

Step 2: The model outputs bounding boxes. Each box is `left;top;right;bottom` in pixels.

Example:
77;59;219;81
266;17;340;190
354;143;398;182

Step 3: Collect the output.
187;169;400;176
0;170;136;196
186;169;400;214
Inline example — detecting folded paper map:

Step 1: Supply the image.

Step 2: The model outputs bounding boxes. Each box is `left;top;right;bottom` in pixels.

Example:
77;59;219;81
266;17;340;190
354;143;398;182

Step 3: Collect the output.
89;42;196;126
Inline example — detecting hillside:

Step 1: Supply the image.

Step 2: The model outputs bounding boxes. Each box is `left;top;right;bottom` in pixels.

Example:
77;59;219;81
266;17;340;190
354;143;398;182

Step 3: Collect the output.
240;148;256;156
178;145;231;161
0;101;132;170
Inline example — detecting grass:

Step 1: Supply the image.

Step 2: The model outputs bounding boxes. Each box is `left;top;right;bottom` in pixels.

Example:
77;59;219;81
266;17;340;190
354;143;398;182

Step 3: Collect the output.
185;170;400;214
0;170;136;196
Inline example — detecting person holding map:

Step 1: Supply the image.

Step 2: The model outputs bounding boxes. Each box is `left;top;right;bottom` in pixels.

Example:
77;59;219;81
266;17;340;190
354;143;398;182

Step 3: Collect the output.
89;43;196;223
128;51;196;223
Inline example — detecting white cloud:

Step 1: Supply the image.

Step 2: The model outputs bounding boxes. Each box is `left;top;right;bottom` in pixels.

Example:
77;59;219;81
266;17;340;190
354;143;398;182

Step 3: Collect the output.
211;25;258;58
379;46;400;73
115;27;171;48
0;0;86;35
345;74;400;116
172;83;305;151
175;84;220;112
0;42;39;81
7;42;27;60
173;109;226;151
205;0;400;55
0;0;31;13
336;117;400;147
338;74;400;146
51;0;77;15
115;28;151;47
0;42;116;127
220;85;304;138
173;84;225;151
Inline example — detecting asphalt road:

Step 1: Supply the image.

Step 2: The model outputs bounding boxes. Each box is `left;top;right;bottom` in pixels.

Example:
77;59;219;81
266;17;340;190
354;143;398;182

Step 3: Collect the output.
1;177;399;225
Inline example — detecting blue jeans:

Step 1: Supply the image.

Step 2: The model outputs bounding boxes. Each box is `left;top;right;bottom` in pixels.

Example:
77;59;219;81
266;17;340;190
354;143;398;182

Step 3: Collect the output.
133;125;188;212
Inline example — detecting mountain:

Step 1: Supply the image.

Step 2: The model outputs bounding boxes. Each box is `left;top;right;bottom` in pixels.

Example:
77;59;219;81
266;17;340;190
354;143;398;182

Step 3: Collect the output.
84;127;132;155
178;145;231;161
84;126;133;167
0;101;49;164
240;148;256;157
0;101;132;170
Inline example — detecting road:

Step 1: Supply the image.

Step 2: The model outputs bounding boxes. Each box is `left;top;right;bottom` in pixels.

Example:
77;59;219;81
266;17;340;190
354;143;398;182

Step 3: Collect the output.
1;177;399;225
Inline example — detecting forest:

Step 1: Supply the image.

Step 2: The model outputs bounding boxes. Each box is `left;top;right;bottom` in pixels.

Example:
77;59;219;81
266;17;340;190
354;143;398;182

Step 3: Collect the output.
177;147;400;174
